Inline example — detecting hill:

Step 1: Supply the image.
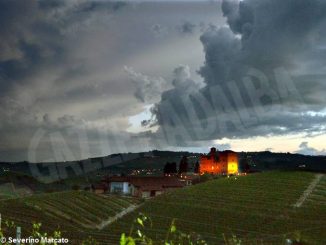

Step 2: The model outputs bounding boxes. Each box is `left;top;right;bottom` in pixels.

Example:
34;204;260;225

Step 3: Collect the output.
0;151;195;184
0;151;325;186
0;191;142;244
240;151;326;172
107;171;326;244
0;171;324;244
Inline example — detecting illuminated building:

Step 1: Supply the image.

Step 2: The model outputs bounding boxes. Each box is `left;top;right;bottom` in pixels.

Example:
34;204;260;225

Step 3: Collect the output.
199;147;238;175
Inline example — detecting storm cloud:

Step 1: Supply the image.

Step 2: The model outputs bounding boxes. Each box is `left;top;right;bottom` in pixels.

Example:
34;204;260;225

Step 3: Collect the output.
151;0;326;147
1;0;325;162
0;0;220;162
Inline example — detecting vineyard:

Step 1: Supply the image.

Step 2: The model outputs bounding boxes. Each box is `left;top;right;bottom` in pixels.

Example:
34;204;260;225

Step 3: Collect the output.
303;174;326;207
107;171;326;244
0;191;141;244
0;172;324;244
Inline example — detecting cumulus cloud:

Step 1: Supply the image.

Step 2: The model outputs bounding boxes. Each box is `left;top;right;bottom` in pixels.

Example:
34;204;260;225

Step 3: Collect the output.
0;0;129;94
124;66;170;104
296;142;326;156
2;0;326;161
0;0;222;161
150;0;326;147
0;0;134;161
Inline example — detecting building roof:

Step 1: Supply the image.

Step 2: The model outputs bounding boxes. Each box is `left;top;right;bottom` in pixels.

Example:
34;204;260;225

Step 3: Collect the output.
91;183;108;190
200;149;237;158
105;176;184;189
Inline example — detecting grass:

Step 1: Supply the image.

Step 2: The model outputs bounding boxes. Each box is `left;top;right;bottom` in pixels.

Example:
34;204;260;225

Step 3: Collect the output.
107;171;325;244
0;191;141;244
0;171;324;244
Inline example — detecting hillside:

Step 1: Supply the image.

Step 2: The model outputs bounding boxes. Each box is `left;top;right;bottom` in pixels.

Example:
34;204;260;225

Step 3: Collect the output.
0;151;196;184
0;191;142;244
0;172;324;244
107;171;326;244
240;151;326;172
1;150;325;185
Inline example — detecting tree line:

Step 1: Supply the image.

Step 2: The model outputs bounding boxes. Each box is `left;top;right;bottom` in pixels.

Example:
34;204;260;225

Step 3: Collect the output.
163;156;200;175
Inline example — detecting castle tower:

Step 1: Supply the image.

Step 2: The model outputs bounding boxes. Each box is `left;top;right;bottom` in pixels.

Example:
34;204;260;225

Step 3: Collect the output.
199;148;238;175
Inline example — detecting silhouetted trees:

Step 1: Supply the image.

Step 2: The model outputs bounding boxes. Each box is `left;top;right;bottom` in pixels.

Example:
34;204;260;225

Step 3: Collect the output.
163;162;169;174
244;161;251;173
194;161;200;174
163;162;177;175
178;156;188;175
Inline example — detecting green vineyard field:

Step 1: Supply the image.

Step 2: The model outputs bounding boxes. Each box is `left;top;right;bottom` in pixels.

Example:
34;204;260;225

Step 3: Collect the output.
0;191;141;244
108;171;326;244
0;171;325;244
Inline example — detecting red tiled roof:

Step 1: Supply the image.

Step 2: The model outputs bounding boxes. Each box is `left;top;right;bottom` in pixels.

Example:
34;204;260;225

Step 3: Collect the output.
105;176;184;189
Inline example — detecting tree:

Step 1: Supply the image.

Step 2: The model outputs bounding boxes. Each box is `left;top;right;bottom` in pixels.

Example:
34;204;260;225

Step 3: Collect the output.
178;156;188;175
164;162;171;175
170;162;177;174
164;162;177;175
194;161;200;174
244;162;251;173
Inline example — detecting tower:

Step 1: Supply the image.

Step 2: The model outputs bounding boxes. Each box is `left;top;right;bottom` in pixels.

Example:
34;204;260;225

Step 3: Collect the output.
199;148;238;175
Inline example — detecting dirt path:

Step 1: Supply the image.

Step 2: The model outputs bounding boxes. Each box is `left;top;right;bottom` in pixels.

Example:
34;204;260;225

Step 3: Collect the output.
96;203;142;230
293;174;324;208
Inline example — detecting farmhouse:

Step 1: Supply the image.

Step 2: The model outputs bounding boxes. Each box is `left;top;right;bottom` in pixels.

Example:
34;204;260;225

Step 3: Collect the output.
104;176;185;198
200;147;239;175
91;183;108;194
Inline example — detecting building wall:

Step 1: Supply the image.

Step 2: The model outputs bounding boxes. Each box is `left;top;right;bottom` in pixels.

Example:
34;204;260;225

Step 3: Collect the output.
141;191;150;198
226;152;238;174
123;182;129;193
110;182;131;194
200;149;238;175
156;191;163;196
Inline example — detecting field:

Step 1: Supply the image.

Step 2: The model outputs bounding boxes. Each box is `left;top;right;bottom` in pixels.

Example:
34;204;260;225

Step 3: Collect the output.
0;171;324;244
107;171;326;244
0;191;141;244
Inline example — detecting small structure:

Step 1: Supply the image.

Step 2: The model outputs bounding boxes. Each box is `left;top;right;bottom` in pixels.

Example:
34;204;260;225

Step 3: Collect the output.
104;176;185;198
179;173;200;186
91;183;108;194
200;147;239;175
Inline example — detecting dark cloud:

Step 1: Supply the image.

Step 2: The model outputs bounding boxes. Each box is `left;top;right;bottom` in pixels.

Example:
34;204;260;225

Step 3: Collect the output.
177;21;197;34
0;0;127;87
0;0;223;161
0;0;134;161
151;0;326;146
38;0;65;10
74;1;127;13
0;0;37;61
0;0;67;97
3;0;324;161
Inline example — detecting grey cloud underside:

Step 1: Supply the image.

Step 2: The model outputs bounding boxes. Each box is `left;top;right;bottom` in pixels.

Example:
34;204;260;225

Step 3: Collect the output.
0;0;222;161
0;0;132;161
177;21;197;34
0;0;130;94
1;0;326;161
151;0;326;145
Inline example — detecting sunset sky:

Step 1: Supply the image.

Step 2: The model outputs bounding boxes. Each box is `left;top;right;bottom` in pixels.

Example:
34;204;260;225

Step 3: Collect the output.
1;0;326;162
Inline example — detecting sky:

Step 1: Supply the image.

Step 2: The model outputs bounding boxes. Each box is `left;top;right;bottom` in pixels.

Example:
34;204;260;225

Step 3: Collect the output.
0;0;326;162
